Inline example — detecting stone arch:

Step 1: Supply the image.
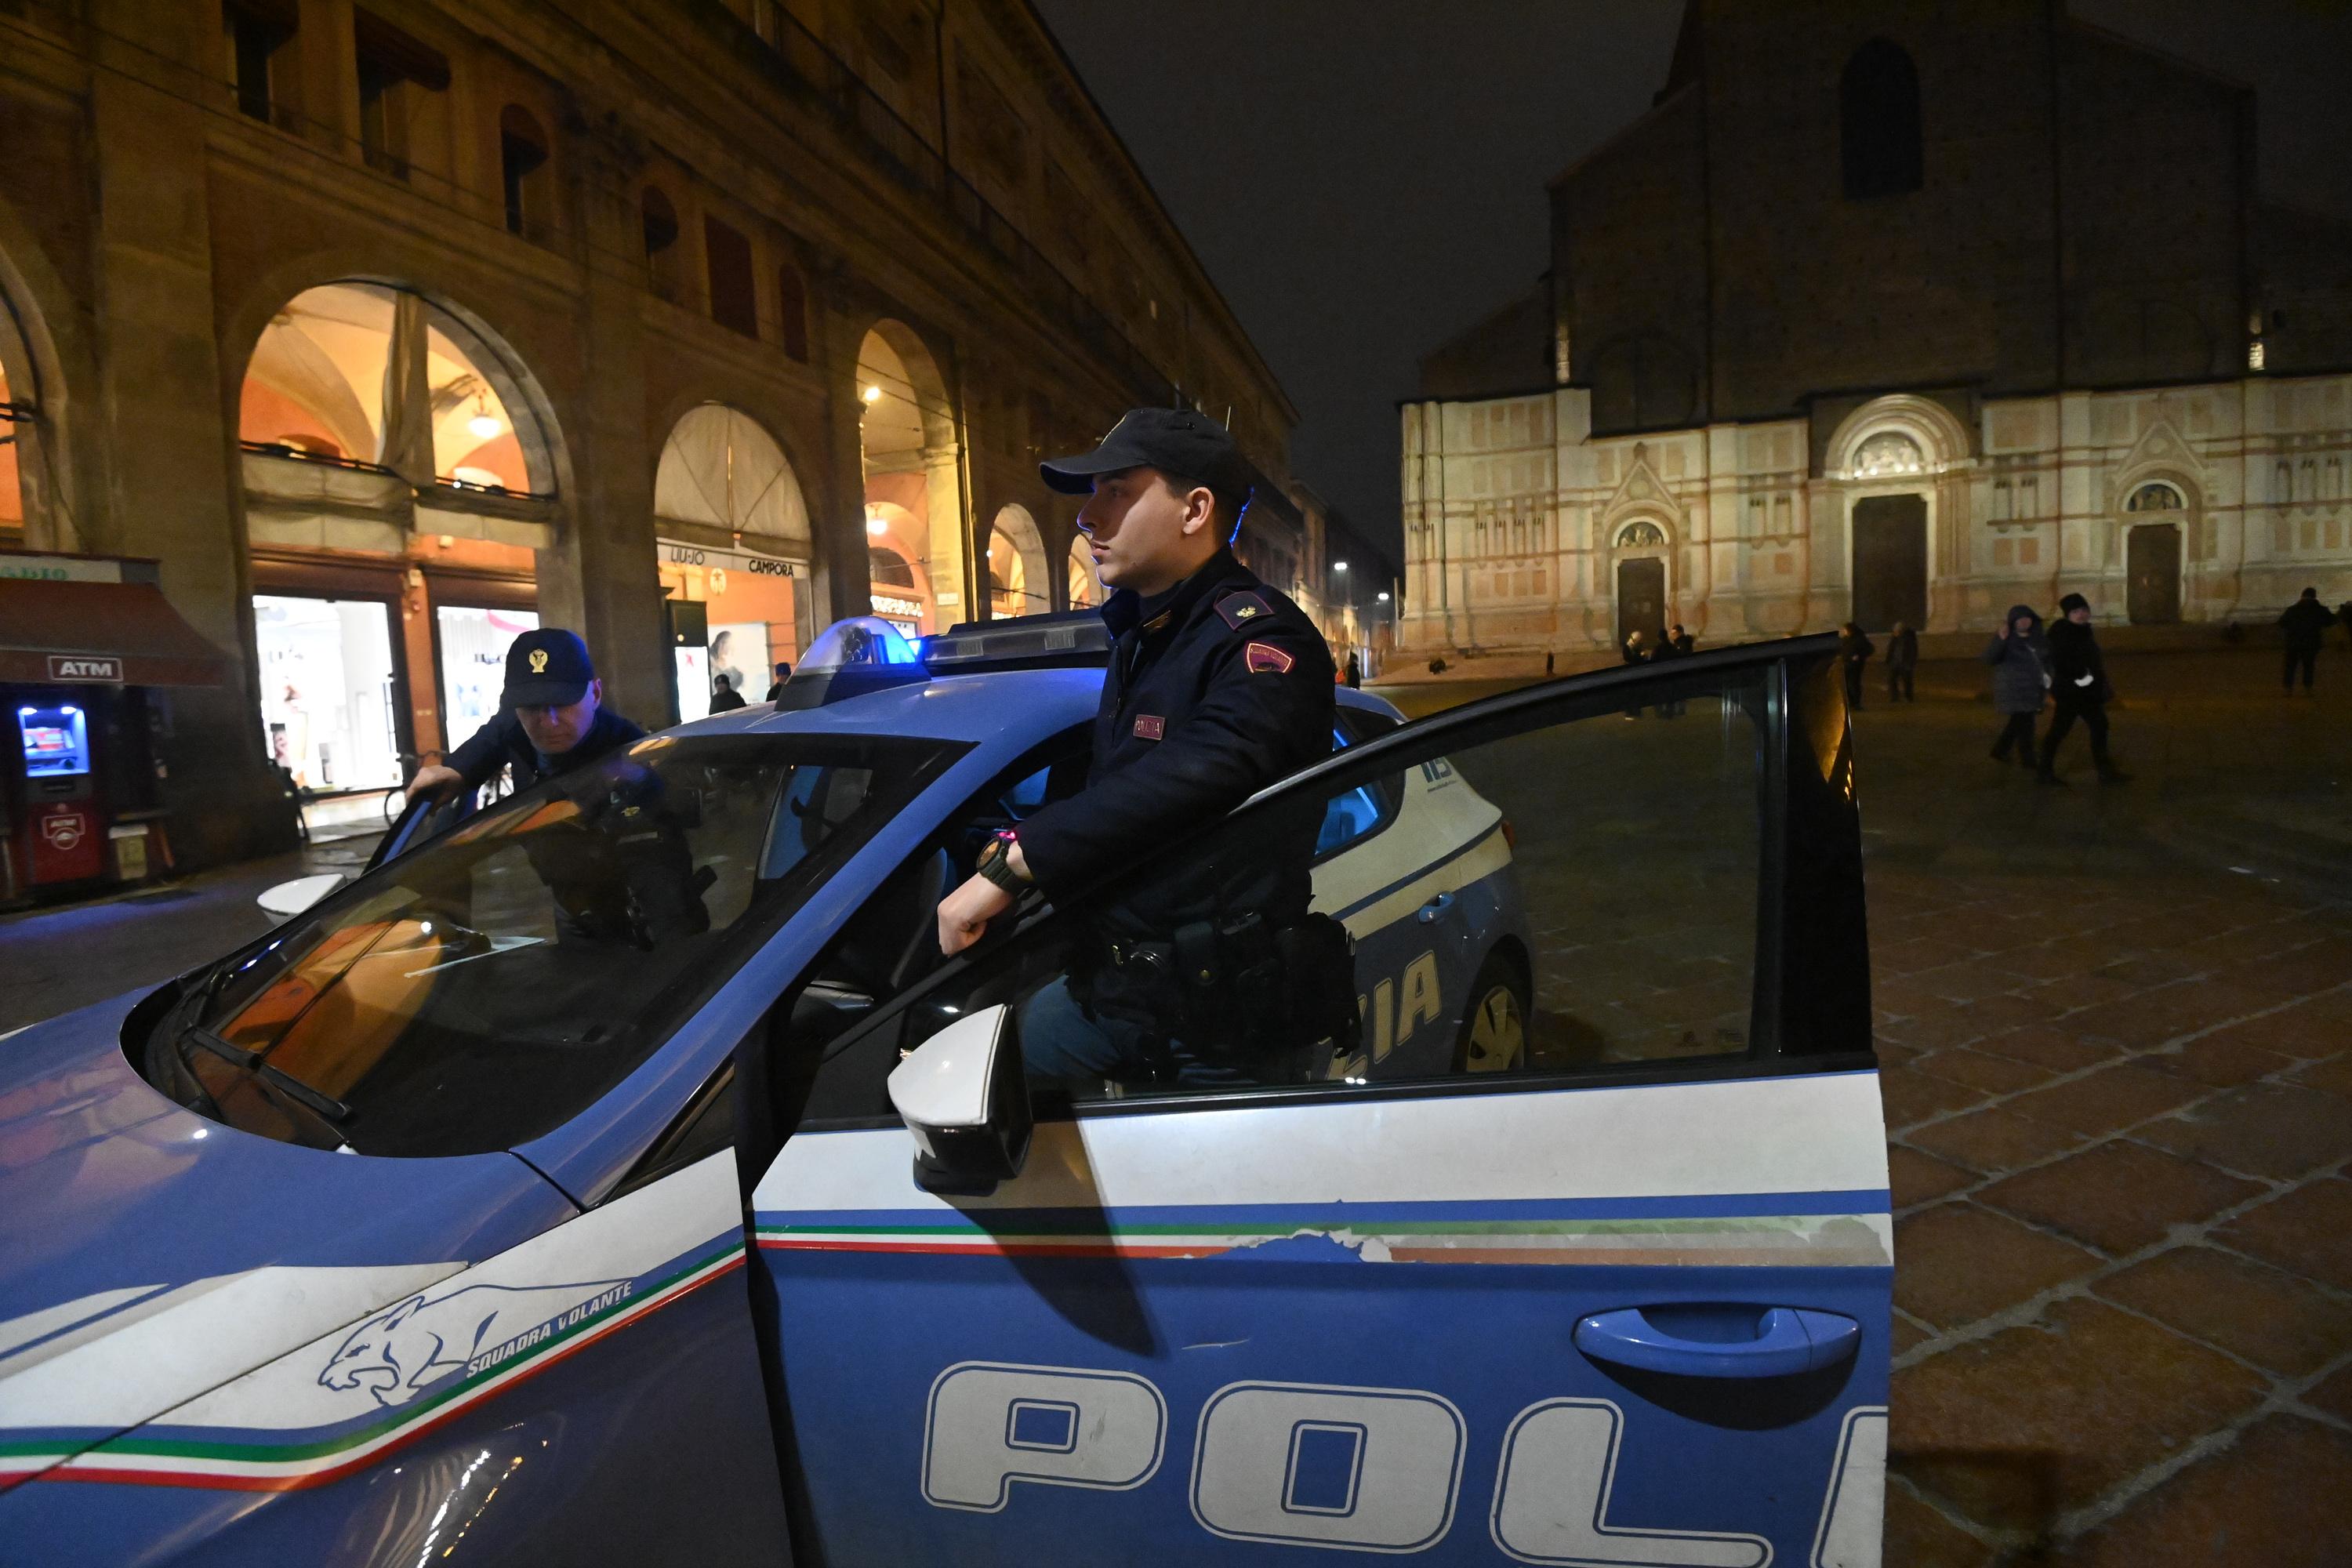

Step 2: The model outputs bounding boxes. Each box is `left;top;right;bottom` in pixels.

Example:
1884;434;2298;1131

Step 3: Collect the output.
1823;394;1970;477
1066;532;1102;609
1604;505;1677;647
224;269;568;503
854;317;965;631
655;404;811;554
985;502;1048;618
0;194;90;550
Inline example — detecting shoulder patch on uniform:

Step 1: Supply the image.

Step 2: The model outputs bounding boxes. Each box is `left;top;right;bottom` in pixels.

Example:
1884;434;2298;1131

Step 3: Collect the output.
1214;591;1273;630
1245;641;1296;674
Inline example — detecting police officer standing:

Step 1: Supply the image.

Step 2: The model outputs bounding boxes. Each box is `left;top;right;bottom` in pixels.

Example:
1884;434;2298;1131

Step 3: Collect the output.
405;629;648;804
933;408;1338;1085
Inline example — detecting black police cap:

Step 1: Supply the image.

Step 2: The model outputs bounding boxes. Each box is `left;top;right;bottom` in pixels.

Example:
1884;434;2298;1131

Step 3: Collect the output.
1040;408;1255;506
500;627;597;709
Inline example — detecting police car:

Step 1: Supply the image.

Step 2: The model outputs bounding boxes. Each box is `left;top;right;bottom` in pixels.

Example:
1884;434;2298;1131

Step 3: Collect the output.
0;620;1889;1567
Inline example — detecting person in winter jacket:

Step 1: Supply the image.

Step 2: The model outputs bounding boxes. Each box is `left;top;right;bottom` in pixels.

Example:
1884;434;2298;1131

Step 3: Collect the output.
1886;622;1919;702
1983;604;2049;768
1837;622;1875;710
2277;587;2336;695
2039;593;2129;785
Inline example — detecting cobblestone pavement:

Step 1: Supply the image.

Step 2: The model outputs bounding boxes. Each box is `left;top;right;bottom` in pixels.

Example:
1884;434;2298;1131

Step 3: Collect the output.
1397;644;2352;1565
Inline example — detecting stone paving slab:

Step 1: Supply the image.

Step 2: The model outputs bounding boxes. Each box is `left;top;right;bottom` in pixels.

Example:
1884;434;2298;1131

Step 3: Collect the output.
1850;651;2352;1562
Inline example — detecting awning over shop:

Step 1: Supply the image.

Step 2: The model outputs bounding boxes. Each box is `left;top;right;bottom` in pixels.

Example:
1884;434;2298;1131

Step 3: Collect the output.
0;579;230;686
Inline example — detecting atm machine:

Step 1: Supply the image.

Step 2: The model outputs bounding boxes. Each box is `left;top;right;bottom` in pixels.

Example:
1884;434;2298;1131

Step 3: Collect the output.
8;696;104;887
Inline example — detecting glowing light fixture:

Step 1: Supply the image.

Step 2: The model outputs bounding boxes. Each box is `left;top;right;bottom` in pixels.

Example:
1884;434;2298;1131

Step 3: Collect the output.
467;394;503;441
1377;591;1391;603
1333;560;1348;572
862;384;883;404
864;506;888;536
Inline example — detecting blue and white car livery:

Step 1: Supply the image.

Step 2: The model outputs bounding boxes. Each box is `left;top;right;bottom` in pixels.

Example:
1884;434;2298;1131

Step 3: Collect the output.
0;620;1889;1566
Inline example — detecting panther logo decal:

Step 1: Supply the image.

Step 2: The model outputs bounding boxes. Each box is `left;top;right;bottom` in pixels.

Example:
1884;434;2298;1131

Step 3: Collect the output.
319;1279;630;1409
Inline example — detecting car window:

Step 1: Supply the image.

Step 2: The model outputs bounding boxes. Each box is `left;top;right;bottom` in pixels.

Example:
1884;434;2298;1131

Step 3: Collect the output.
1316;720;1404;858
803;662;1777;1120
147;732;959;1157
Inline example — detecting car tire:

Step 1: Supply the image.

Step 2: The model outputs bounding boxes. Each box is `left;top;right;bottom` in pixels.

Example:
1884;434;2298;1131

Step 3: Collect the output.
1453;952;1529;1073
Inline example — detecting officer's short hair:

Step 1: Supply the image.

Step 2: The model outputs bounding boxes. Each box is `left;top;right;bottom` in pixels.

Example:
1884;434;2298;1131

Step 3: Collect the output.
1152;467;1246;531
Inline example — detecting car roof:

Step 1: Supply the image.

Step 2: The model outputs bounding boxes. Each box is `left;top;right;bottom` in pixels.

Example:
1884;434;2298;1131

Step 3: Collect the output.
662;664;1404;750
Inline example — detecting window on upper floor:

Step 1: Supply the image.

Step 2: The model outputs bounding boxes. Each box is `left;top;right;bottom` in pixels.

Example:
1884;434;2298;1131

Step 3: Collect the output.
354;9;449;180
642;187;682;299
1840;40;1922;200
225;0;296;125
499;106;550;238
776;264;810;362
706;217;758;339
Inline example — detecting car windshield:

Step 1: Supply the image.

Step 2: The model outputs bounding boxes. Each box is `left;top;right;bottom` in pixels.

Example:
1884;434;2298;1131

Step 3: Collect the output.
144;731;959;1158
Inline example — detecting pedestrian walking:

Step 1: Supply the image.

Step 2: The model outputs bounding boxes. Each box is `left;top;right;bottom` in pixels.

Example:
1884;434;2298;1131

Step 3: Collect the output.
1345;652;1363;689
1837;622;1875;710
1886;621;1918;702
2338;601;2352;652
1983;604;2049;770
1654;623;1691;717
2277;587;2336;695
764;660;792;701
708;673;748;712
1620;627;1653;719
2039;593;2131;785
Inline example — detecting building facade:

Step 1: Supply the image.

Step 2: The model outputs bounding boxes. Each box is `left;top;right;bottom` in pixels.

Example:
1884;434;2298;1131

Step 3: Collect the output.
1400;1;2352;664
0;0;1293;868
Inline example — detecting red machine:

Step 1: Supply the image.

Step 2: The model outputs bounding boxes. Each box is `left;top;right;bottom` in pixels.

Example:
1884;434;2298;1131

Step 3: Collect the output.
1;552;226;902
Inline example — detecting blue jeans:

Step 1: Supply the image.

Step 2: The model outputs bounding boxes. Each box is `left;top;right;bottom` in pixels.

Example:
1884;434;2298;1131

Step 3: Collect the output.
1018;977;1262;1091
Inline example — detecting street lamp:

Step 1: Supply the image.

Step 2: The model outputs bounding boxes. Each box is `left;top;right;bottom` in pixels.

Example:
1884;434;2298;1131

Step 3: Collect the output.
1333;560;1348;573
1377;591;1390;603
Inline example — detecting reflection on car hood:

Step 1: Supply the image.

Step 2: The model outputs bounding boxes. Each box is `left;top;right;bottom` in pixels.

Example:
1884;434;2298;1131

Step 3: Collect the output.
0;990;572;1475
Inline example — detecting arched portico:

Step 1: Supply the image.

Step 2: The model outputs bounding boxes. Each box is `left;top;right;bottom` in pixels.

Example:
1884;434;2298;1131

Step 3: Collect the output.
855;319;966;633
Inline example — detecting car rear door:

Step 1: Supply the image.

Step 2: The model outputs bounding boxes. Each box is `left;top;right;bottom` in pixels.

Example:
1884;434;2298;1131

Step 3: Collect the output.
749;637;1889;1566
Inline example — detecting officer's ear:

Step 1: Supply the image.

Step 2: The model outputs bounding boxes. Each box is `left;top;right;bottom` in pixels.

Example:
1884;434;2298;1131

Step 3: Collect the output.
1177;483;1220;539
584;677;603;711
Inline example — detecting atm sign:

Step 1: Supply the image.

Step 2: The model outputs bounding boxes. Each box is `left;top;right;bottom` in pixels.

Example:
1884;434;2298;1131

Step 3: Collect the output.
46;655;122;682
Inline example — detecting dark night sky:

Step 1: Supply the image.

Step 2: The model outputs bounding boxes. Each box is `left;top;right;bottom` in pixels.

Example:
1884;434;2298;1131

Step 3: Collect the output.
1034;1;2352;567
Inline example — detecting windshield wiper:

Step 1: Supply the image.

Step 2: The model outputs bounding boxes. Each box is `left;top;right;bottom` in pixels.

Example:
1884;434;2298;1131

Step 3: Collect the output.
181;1025;354;1125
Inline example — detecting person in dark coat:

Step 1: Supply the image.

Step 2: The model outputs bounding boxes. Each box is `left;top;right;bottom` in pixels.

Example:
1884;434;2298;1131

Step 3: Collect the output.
2277;587;2336;695
1837;622;1875;710
708;673;748;712
1653;623;1692;717
764;660;792;701
405;629;646;804
1345;652;1363;689
1886;621;1919;702
1619;627;1654;719
2039;593;2129;785
1983;604;2049;769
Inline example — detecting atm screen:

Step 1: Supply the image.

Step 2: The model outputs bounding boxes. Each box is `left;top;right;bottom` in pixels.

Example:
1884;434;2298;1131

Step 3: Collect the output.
18;707;90;778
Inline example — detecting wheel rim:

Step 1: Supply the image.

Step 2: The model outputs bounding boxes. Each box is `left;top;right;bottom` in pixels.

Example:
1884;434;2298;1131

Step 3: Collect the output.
1463;985;1525;1073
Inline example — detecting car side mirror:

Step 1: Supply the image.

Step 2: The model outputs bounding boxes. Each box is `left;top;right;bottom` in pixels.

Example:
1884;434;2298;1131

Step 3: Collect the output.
256;872;347;921
886;1004;1031;1197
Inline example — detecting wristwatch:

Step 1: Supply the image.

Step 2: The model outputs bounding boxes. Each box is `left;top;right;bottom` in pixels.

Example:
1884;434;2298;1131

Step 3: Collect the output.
975;829;1032;893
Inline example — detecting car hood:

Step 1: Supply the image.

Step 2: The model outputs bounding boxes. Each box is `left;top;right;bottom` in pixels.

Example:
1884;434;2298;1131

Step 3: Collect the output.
0;989;572;1477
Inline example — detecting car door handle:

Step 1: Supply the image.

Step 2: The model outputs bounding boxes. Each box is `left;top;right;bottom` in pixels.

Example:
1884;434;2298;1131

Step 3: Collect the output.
1415;891;1456;924
1573;1306;1860;1379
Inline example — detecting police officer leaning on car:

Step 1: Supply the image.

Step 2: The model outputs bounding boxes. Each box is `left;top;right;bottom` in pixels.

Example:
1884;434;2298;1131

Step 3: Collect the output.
405;629;648;805
934;407;1345;1088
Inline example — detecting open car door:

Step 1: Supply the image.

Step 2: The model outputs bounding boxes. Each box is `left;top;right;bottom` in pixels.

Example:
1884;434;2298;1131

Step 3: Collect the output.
749;635;1889;1566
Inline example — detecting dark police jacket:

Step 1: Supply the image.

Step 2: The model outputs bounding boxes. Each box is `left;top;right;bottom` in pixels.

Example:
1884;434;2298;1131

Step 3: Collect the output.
445;706;648;794
2045;620;2113;704
1017;550;1335;948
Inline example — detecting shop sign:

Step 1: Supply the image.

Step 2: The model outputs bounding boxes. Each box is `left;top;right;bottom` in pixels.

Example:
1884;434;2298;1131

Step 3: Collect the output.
48;655;124;682
662;540;804;576
872;593;927;621
42;811;88;851
1;554;124;584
